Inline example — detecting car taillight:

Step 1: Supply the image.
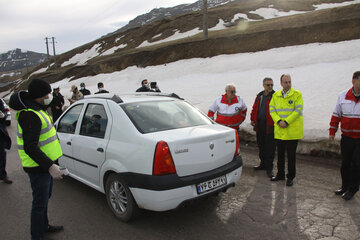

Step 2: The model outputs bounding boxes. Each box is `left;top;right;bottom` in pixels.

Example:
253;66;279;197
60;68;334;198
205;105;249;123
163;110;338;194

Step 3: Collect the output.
153;141;176;175
234;130;240;156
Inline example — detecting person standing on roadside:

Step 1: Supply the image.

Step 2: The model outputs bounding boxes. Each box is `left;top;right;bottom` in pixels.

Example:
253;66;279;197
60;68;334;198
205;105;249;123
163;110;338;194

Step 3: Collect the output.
79;82;91;96
330;71;360;201
0;97;12;184
250;77;276;178
50;87;64;122
9;78;65;240
269;74;303;187
95;82;109;94
69;85;83;104
208;83;247;130
136;79;161;92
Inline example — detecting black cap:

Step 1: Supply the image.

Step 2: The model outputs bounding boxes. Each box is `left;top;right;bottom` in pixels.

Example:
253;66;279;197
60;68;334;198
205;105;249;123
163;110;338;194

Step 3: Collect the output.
28;79;52;99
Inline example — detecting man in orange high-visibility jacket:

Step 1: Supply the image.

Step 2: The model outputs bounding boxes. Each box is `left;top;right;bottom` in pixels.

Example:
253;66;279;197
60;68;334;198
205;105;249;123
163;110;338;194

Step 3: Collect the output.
330;71;360;201
208;83;247;130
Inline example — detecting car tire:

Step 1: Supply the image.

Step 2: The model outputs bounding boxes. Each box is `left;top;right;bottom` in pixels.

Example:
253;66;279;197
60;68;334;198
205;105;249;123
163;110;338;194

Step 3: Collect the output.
105;174;139;222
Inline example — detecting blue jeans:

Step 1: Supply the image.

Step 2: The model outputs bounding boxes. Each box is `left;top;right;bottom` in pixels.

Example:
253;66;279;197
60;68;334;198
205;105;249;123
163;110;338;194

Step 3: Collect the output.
28;172;53;240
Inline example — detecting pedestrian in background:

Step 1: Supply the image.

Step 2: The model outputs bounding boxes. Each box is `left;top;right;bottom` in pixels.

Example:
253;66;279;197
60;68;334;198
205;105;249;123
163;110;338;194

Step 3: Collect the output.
79;82;91;96
9;78;65;240
69;85;83;104
50;86;64;122
330;71;360;200
136;79;161;92
208;83;247;130
0;97;12;184
95;82;109;94
250;77;276;178
269;74;303;186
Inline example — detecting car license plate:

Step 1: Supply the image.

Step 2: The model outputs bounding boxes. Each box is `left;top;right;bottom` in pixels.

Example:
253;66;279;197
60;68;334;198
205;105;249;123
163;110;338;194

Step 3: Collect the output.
196;175;227;194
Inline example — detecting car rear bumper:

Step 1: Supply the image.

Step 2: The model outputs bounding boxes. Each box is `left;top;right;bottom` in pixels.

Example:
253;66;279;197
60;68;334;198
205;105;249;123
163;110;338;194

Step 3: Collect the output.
128;156;242;211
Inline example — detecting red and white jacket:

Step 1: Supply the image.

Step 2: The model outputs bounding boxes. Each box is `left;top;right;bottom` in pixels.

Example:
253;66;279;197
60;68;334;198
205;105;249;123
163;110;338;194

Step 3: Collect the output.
329;88;360;138
208;94;247;130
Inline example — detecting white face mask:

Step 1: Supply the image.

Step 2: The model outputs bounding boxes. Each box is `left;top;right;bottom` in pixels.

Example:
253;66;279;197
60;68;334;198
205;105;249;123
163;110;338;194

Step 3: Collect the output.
43;94;53;105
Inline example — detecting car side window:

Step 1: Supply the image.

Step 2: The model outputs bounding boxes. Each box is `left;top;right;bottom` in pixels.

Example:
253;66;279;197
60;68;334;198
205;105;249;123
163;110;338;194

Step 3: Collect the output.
57;104;83;134
80;104;108;138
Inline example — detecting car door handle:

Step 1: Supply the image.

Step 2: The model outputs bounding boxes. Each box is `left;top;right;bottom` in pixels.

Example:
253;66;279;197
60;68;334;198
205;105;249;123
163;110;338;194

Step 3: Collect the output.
97;147;104;152
67;141;71;145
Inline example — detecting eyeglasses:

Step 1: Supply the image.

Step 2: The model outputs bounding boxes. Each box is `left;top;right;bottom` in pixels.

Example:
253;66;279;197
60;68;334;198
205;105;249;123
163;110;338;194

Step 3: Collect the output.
265;84;273;87
228;90;236;94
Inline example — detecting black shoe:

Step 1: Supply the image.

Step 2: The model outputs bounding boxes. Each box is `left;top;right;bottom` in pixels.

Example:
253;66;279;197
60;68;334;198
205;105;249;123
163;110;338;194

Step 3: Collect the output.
266;170;274;178
45;225;64;233
270;176;285;181
342;191;356;200
1;176;12;184
253;165;266;170
334;188;346;196
286;179;294;186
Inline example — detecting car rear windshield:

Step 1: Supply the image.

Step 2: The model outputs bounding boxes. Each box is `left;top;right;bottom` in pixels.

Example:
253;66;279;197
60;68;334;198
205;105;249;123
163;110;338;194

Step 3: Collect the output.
122;100;212;133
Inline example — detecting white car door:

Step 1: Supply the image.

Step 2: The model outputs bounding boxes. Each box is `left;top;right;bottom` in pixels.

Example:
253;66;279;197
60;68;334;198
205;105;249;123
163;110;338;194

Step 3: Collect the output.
71;101;111;187
57;104;85;174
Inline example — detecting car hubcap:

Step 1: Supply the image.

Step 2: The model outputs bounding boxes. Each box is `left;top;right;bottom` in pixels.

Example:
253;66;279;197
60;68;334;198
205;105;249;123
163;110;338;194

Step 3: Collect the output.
109;181;128;214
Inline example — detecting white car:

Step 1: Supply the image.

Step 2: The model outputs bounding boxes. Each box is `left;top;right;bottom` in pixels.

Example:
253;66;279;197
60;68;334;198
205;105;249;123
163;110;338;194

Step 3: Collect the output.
56;93;243;221
1;98;11;126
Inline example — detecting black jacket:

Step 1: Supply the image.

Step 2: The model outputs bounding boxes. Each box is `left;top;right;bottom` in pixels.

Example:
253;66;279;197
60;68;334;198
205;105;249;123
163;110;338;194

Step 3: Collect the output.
9;91;55;173
50;92;64;122
0;99;11;150
95;89;109;94
136;86;161;92
80;88;91;96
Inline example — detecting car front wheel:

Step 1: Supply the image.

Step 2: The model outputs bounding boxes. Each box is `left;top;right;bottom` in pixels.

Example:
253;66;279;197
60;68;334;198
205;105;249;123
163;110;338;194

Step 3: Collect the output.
105;174;139;222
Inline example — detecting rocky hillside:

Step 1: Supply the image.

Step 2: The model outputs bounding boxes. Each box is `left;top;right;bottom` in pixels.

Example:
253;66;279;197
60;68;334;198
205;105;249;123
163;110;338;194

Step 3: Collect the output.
9;0;360;92
0;49;47;72
114;0;235;33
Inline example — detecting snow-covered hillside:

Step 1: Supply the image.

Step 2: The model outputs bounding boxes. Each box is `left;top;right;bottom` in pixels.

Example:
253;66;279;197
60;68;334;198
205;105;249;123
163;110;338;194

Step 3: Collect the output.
50;39;360;144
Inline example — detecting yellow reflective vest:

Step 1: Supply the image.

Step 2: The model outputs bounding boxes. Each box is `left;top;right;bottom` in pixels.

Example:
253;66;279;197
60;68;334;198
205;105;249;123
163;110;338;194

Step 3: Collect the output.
269;88;304;140
16;109;62;168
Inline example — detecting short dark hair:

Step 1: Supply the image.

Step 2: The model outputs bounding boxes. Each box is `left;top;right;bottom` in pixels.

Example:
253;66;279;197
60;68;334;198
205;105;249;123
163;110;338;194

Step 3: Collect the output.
141;79;148;85
97;82;104;88
352;71;360;80
263;77;273;84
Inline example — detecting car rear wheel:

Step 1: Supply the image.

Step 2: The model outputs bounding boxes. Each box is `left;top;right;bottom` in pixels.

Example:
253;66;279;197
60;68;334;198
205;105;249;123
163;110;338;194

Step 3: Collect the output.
105;174;139;222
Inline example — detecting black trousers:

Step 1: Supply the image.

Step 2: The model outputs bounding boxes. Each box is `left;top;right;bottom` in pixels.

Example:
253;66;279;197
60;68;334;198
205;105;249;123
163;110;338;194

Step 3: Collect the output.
256;122;275;171
276;139;298;180
340;135;360;193
0;140;7;180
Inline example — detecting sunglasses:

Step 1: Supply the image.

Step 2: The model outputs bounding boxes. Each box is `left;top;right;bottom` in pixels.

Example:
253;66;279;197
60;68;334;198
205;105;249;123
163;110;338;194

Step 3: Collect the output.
265;84;273;87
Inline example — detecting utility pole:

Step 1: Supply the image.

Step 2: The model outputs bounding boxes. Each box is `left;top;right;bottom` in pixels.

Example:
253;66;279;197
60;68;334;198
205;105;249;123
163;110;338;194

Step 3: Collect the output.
45;37;50;67
203;0;208;39
51;37;57;65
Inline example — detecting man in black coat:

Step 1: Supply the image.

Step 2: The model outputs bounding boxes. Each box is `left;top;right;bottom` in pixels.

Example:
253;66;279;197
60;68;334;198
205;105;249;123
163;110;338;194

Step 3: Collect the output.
0;98;12;184
136;79;161;92
50;87;64;122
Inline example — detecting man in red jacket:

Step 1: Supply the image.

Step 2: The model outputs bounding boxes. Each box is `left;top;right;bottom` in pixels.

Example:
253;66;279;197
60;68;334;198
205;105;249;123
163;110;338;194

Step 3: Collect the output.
208;83;247;130
250;78;276;178
330;71;360;200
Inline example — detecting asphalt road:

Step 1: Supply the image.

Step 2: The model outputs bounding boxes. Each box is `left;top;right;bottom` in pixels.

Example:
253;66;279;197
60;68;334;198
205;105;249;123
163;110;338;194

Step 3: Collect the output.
1;115;359;240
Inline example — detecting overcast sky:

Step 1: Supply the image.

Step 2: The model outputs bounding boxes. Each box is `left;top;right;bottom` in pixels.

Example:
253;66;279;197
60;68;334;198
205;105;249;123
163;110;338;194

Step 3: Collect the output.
0;0;197;54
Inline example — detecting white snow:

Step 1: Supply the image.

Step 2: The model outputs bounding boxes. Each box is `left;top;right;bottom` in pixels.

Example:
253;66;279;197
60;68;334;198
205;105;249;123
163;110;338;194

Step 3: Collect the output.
314;0;360;10
61;43;102;67
249;8;307;19
52;39;360;142
137;28;202;48
231;13;253;22
250;0;360;20
100;44;127;56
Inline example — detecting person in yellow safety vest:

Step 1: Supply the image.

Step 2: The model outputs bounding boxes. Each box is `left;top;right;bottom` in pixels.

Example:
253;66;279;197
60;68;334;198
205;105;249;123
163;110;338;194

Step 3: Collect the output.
9;78;65;240
269;74;303;187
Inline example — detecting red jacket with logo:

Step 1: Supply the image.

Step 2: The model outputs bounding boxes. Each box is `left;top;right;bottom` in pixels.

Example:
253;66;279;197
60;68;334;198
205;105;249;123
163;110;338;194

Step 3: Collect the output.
329;88;360;138
208;94;247;129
